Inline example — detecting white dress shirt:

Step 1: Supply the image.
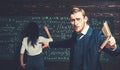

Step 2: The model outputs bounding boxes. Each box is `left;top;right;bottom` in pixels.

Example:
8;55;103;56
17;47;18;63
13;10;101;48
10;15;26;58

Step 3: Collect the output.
20;36;53;56
78;24;89;39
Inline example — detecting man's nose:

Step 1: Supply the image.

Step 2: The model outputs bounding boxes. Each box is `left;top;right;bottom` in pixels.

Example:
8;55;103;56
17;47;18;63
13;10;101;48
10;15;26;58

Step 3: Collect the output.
74;20;78;25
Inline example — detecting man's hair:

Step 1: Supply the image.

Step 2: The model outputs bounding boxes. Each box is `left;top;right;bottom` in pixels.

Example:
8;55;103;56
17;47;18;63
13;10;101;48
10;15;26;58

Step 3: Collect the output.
70;5;86;17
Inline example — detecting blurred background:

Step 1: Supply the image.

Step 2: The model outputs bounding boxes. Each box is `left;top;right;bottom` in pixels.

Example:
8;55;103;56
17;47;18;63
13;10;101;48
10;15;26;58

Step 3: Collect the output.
0;0;120;70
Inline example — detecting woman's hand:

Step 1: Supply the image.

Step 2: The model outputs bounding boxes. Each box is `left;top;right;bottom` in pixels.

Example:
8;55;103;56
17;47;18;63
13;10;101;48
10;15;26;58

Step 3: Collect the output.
21;63;26;69
40;42;49;48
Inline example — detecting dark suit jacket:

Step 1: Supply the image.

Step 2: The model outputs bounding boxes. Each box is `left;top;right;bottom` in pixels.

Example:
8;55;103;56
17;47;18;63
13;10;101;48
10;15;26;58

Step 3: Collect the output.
49;27;120;70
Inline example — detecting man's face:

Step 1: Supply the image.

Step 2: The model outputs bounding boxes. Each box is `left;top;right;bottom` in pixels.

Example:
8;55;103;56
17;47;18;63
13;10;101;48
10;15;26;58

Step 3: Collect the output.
70;12;87;33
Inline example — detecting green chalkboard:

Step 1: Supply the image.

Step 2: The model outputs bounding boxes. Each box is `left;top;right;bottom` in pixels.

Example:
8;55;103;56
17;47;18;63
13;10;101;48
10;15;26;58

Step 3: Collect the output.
0;16;114;63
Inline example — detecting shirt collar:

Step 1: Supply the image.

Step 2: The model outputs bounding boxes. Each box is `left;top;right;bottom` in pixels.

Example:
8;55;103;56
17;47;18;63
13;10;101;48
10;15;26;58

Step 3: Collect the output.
81;24;89;35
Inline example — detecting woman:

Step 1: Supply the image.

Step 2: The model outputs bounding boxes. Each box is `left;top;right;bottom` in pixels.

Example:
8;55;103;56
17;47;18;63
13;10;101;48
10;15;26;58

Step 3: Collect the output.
20;22;53;70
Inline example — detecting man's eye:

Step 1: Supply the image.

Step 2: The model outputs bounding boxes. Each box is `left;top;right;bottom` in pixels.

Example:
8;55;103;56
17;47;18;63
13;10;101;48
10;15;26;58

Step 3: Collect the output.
76;18;81;21
71;19;75;22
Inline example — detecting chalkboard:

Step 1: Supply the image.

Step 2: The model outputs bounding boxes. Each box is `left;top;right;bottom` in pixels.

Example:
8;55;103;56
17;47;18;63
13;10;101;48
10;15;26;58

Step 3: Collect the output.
0;16;114;63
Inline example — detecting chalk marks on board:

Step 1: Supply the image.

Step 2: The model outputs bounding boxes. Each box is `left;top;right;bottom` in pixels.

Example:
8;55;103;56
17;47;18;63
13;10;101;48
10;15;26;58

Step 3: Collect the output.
0;16;113;63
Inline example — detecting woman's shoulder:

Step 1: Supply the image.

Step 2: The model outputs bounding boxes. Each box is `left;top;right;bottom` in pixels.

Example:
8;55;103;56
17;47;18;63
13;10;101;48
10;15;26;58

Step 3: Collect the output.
22;37;28;41
38;36;50;39
38;36;46;40
38;36;44;39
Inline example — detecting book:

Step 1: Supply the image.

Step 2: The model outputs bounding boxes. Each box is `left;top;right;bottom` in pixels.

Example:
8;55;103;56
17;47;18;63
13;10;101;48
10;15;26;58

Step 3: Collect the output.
99;21;112;52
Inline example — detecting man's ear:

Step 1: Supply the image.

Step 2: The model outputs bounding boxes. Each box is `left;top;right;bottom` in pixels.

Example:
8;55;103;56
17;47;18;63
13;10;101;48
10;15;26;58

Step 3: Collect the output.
84;16;88;22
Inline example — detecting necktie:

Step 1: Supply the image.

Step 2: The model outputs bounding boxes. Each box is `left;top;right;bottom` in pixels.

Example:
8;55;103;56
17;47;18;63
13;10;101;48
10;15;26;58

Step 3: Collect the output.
76;33;83;41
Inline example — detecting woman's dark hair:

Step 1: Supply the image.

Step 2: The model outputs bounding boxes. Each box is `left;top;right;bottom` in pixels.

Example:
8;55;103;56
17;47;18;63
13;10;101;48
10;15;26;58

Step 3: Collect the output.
24;22;39;47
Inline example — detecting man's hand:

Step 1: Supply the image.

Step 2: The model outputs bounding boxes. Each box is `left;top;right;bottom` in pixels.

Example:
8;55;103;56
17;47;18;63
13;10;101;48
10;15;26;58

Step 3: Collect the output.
106;36;116;49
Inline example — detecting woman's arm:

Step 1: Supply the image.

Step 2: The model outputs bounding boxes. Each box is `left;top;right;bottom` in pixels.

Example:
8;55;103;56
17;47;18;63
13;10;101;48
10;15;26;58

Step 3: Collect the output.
20;54;26;69
44;26;52;38
20;38;26;69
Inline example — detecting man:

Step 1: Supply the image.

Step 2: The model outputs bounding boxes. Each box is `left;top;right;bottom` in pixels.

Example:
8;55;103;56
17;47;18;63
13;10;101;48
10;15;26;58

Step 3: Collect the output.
42;5;120;70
